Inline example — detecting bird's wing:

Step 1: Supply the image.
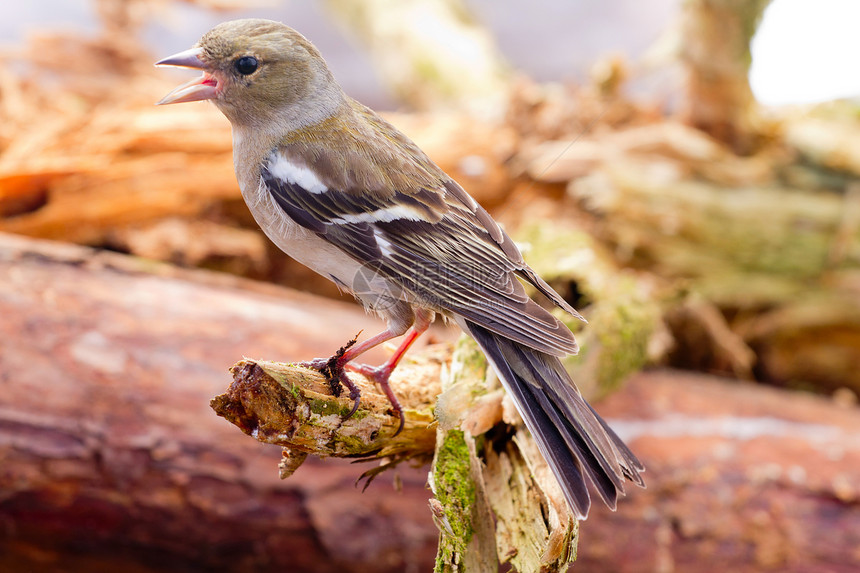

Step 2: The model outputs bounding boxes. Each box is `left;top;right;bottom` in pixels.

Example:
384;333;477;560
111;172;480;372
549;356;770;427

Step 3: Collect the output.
261;144;580;357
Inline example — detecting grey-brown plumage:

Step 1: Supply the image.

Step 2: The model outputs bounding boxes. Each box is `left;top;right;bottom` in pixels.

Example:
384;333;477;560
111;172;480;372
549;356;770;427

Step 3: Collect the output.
156;18;644;519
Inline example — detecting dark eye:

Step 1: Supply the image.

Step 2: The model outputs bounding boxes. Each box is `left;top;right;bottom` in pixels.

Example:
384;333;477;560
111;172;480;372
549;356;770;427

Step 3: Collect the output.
234;56;258;75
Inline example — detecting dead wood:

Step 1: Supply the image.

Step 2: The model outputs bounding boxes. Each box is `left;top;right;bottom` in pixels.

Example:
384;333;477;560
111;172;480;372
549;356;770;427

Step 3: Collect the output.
0;232;439;573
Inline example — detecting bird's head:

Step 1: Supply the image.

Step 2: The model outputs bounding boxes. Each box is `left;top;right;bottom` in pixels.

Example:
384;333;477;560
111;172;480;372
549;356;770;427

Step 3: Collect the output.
156;19;343;131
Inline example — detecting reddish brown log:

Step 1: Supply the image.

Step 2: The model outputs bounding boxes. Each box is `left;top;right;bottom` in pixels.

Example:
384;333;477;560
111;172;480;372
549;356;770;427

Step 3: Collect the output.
582;370;860;573
0;232;439;573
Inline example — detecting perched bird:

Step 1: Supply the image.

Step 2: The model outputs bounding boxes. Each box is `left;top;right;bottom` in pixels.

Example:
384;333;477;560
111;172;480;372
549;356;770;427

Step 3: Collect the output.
156;18;644;519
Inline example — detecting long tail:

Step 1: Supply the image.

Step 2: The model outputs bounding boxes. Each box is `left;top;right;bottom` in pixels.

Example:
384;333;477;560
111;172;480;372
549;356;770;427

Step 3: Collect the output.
461;320;645;519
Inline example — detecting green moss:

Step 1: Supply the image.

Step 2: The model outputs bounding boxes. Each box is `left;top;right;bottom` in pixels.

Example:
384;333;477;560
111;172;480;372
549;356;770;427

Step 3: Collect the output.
308;398;338;416
434;429;476;569
591;287;657;394
349;408;369;420
307;397;359;419
336;433;375;452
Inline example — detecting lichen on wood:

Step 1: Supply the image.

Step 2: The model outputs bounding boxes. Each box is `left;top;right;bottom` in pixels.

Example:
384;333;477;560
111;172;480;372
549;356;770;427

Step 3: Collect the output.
431;337;578;572
211;356;440;469
213;335;580;572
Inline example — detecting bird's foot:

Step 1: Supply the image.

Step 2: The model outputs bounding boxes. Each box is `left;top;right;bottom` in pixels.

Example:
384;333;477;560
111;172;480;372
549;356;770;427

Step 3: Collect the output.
346;362;404;436
296;336;361;420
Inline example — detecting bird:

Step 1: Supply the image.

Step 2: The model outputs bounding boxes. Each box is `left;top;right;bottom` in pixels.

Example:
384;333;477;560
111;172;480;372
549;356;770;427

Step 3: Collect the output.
155;18;644;520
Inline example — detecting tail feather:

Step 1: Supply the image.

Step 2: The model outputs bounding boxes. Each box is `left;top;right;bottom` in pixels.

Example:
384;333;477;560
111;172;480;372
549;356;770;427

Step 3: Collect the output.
585;400;646;487
461;320;644;520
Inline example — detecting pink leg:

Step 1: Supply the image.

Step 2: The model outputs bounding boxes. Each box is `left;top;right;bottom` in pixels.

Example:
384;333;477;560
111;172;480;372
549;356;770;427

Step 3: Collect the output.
339;327;406;364
346;310;433;436
296;327;403;420
331;327;406;419
298;309;433;434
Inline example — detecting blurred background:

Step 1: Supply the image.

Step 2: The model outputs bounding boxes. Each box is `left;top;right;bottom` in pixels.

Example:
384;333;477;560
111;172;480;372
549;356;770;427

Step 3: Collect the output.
0;0;858;572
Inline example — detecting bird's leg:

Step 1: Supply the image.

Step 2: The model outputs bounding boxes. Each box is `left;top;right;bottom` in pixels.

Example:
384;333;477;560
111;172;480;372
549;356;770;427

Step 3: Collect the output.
322;335;360;409
345;309;433;436
297;309;433;434
295;326;407;420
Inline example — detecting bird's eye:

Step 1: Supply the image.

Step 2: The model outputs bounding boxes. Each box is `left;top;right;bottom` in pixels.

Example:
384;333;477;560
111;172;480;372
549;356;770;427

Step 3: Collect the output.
235;56;258;75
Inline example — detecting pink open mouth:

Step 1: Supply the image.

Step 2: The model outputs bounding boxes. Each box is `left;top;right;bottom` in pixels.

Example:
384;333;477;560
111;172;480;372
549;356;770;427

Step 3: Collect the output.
155;47;219;105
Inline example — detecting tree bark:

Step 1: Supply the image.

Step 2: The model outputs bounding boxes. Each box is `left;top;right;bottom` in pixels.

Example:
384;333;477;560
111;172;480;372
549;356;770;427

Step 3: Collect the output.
679;0;771;151
579;369;860;573
322;0;510;116
0;232;439;573
214;342;580;572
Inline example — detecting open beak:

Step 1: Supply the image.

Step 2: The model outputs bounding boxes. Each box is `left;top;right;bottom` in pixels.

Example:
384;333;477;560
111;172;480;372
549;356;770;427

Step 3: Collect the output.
155;47;219;105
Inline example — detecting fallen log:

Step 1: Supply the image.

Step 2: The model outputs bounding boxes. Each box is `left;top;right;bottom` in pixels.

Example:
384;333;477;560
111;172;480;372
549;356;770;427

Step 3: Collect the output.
0;232;439;573
581;369;860;573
